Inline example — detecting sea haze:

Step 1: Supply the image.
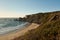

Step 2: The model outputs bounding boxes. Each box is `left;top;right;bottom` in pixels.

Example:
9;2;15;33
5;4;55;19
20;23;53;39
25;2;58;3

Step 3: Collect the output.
0;18;28;35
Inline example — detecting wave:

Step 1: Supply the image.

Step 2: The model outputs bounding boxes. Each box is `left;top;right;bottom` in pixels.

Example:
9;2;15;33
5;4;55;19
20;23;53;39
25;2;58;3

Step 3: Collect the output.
0;22;28;35
0;18;28;35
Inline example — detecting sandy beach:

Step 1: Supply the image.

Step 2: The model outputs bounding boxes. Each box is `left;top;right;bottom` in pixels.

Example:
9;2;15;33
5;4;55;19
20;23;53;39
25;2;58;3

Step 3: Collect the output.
0;23;39;40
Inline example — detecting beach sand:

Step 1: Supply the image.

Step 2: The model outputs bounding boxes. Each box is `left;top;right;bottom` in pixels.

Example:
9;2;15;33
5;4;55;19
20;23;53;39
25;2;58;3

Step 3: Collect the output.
0;23;39;40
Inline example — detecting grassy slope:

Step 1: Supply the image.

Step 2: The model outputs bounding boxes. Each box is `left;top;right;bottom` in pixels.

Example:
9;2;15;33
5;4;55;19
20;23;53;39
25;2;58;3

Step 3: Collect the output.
14;11;60;40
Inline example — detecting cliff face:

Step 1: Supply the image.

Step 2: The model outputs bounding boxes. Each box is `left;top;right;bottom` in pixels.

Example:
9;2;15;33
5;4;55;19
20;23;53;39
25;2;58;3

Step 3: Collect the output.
25;11;60;24
14;11;60;40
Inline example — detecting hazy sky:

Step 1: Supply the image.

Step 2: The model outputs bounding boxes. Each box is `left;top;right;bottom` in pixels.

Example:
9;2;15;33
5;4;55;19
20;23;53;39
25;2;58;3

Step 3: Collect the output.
0;0;60;17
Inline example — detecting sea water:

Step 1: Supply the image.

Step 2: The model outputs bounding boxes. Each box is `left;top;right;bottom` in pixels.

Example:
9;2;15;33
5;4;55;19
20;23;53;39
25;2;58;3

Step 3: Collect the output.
0;18;28;35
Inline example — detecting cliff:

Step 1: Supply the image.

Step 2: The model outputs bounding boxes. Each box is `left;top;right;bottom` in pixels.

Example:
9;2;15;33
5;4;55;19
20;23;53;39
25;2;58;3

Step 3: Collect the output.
14;11;60;40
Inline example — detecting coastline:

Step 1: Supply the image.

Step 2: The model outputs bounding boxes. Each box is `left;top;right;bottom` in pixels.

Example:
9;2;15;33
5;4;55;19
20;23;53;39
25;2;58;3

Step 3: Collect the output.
0;22;29;35
0;23;39;40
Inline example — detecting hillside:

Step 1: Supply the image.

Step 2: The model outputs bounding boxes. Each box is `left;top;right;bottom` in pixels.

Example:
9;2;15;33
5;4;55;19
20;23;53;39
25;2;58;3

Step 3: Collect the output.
13;11;60;40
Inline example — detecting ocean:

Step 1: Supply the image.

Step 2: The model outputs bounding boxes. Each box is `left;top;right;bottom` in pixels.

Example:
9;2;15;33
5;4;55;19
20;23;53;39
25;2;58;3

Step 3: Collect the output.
0;18;28;35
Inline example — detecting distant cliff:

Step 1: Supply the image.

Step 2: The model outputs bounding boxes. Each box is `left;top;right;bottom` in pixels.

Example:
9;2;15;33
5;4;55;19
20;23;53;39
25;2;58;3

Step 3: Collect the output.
14;11;60;40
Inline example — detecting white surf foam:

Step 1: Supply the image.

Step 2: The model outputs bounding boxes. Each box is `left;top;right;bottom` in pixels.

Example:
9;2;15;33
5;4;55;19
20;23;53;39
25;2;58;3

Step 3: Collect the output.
0;22;28;35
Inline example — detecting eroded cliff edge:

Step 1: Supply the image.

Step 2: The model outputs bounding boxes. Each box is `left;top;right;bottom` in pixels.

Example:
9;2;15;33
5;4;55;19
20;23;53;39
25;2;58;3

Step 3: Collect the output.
14;11;60;40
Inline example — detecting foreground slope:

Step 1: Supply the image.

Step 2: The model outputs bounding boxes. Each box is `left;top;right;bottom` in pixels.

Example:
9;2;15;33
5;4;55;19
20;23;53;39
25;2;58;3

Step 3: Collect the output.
14;11;60;40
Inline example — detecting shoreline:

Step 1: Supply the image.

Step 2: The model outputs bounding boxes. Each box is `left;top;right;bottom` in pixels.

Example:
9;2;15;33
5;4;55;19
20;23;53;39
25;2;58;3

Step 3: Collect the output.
0;23;39;40
0;22;30;36
0;22;29;35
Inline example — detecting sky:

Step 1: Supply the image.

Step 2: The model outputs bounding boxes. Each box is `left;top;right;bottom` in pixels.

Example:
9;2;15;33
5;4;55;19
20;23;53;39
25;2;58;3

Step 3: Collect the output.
0;0;60;18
